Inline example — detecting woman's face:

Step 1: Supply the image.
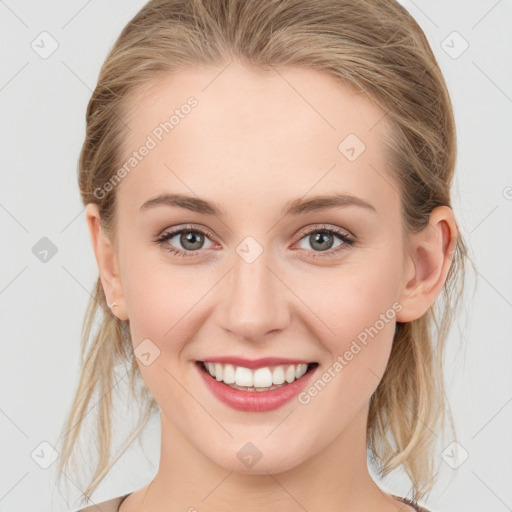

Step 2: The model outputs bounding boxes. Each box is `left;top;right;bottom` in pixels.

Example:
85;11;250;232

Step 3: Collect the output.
91;63;424;474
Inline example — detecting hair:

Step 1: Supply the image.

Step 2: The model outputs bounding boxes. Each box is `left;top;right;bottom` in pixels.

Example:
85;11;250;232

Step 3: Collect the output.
56;0;473;506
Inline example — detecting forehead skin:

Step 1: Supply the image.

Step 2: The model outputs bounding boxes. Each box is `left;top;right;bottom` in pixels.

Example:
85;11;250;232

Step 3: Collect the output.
115;62;401;250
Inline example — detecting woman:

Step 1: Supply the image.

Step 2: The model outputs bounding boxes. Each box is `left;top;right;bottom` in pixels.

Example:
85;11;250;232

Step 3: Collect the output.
57;0;468;510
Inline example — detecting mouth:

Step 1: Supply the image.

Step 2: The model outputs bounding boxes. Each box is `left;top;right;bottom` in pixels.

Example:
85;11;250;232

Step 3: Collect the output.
195;359;320;411
196;360;319;392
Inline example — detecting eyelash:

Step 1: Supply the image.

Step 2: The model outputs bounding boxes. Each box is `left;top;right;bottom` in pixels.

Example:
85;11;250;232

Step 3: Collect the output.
154;224;355;259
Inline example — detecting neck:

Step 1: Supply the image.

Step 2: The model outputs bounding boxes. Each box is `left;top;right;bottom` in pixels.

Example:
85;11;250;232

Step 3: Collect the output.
138;403;401;512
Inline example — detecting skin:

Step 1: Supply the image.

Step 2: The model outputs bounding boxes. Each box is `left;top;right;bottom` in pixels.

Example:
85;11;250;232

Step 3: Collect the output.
86;62;456;512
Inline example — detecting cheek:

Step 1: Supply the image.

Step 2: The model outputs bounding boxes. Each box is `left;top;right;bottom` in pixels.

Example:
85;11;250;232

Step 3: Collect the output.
335;274;399;351
119;248;212;404
303;257;400;345
120;244;213;348
296;252;402;398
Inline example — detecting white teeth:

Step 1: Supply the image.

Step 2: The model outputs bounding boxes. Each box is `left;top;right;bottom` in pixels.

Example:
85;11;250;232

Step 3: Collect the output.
202;361;311;389
222;364;235;384
214;363;223;381
234;366;253;387
272;366;285;385
253;367;273;387
295;364;308;379
285;365;296;383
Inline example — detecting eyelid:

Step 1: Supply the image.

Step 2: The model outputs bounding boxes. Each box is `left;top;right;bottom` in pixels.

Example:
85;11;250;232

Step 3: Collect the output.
294;223;354;241
157;223;217;243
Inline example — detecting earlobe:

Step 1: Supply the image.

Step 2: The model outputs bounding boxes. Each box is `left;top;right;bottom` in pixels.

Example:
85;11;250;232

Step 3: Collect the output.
396;206;457;323
84;203;128;321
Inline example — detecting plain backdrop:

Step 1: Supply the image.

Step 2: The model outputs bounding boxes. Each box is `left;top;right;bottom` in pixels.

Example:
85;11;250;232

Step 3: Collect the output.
1;1;511;511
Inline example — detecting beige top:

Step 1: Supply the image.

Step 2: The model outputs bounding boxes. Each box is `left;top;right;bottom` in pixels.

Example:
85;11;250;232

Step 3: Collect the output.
76;493;129;512
75;493;431;511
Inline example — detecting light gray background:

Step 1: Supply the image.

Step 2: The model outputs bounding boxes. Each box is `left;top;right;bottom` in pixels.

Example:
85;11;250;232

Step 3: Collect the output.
1;1;511;511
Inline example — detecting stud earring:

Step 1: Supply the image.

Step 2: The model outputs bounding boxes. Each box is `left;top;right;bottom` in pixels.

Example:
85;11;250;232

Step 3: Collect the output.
107;300;118;309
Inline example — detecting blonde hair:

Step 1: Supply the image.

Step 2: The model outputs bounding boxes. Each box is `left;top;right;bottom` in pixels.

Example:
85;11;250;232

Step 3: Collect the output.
57;0;471;505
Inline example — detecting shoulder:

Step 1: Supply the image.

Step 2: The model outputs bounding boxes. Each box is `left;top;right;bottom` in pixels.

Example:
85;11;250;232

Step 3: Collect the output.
392;494;431;512
74;493;130;512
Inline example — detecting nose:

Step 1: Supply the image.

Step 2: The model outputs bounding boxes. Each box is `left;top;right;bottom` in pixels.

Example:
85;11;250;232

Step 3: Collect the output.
219;246;290;343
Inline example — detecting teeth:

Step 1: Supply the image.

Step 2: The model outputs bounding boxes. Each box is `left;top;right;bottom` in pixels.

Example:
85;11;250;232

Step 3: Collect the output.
272;365;285;384
235;366;253;387
285;365;296;383
214;363;223;382
223;364;235;384
202;362;310;388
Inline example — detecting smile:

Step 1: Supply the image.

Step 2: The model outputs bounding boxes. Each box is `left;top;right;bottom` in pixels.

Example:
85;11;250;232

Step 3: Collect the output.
196;360;319;412
201;361;315;390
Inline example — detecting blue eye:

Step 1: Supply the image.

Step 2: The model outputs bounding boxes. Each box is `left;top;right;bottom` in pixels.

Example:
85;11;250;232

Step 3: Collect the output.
155;224;355;259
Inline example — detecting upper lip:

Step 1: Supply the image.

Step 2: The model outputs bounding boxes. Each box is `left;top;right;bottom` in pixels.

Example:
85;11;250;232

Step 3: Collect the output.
198;357;316;369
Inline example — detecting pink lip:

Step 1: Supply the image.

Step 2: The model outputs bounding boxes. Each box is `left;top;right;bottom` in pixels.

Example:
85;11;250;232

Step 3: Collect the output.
199;356;315;369
196;361;319;412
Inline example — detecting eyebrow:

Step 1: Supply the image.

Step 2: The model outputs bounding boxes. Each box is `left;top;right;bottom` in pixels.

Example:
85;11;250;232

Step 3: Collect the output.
139;192;376;216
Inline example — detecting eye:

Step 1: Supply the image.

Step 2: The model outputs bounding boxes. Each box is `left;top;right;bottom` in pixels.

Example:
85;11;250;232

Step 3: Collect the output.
155;224;216;258
294;225;355;258
155;224;355;259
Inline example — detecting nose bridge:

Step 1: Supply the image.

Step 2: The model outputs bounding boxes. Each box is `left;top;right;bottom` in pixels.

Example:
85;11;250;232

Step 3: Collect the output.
220;239;289;341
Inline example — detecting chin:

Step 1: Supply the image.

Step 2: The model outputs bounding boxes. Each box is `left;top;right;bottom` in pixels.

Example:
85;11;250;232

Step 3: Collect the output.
201;438;311;475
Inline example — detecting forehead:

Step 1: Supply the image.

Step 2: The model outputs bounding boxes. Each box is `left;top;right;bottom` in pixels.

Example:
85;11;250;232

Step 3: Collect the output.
117;63;398;216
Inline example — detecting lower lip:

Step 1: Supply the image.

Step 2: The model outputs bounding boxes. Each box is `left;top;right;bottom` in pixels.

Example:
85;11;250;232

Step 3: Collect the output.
196;361;318;412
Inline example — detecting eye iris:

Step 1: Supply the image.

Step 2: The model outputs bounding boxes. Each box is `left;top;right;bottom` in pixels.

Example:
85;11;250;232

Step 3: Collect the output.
310;232;333;251
181;231;204;250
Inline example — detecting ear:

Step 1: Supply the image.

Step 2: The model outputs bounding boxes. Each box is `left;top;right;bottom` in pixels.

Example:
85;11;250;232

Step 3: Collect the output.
85;203;128;321
396;205;457;323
